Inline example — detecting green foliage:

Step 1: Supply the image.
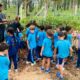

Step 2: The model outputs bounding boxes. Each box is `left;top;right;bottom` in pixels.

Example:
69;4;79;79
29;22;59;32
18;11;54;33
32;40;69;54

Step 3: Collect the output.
21;12;80;30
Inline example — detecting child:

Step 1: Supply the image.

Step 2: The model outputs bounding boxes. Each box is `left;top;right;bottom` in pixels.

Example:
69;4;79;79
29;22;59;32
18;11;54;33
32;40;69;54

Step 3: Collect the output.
0;42;10;80
27;25;37;66
36;25;46;59
54;32;72;80
40;29;53;73
6;27;19;72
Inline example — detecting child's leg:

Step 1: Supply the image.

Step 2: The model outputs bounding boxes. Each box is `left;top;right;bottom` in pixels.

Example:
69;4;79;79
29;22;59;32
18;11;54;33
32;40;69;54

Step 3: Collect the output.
58;58;64;78
46;58;50;70
42;57;46;68
9;56;12;70
36;46;39;59
27;49;31;62
30;49;35;63
12;54;18;70
76;53;80;68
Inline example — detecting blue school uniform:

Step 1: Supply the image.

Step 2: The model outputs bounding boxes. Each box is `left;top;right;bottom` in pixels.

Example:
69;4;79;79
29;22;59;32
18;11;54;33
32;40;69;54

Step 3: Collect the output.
54;32;59;47
55;40;71;59
37;31;46;47
42;37;53;58
6;36;19;69
0;55;10;80
27;32;37;63
67;34;72;45
27;32;37;49
26;27;39;37
6;36;19;56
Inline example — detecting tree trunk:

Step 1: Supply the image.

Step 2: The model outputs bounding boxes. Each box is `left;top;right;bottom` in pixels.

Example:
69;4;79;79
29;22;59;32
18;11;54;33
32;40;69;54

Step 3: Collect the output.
72;0;78;15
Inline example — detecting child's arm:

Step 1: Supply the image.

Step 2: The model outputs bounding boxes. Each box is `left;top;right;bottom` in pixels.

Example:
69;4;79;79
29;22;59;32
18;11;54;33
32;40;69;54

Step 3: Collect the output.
70;47;73;56
40;46;44;56
27;40;30;49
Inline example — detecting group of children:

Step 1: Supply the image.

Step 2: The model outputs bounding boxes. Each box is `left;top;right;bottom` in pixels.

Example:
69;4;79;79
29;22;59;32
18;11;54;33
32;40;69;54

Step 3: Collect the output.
0;20;80;80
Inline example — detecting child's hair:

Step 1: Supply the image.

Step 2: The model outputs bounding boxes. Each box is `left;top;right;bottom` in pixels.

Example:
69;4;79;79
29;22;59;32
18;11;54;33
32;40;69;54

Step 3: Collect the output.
60;26;65;31
7;27;14;35
65;26;72;32
58;31;64;37
0;42;9;52
47;29;54;50
63;31;67;39
30;25;35;30
39;25;44;30
26;20;38;28
46;29;53;37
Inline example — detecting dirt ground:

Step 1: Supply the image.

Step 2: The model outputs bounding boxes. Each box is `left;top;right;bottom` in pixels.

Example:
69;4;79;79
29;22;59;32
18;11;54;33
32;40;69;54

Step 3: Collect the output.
9;58;80;80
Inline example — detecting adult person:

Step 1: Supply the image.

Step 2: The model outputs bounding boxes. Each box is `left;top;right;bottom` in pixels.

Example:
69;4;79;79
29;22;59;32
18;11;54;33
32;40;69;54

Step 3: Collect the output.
9;16;23;36
0;3;7;43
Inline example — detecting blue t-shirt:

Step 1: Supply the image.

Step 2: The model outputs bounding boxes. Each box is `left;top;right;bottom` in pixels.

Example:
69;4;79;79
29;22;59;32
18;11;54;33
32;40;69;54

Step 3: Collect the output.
0;55;10;80
37;31;46;46
54;32;59;47
6;36;19;56
67;34;72;45
26;27;39;37
42;37;53;57
27;32;37;49
55;40;71;58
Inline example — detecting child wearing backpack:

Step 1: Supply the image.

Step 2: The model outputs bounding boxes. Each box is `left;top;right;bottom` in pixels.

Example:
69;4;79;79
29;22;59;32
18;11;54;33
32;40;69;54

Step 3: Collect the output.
0;42;10;80
6;27;19;72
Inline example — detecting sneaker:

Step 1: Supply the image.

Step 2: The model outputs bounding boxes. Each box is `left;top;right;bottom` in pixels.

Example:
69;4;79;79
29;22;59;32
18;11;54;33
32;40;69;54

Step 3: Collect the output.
51;60;56;64
62;67;65;71
14;69;18;72
56;72;61;78
45;69;50;73
59;76;64;80
26;61;31;64
40;66;45;71
31;62;36;66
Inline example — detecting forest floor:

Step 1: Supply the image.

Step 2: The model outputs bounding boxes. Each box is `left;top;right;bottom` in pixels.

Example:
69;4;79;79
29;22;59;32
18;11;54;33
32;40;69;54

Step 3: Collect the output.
9;57;80;80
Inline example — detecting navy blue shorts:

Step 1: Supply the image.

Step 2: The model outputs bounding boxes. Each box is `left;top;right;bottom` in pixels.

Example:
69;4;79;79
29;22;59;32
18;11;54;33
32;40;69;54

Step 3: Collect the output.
42;55;52;59
58;58;64;65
